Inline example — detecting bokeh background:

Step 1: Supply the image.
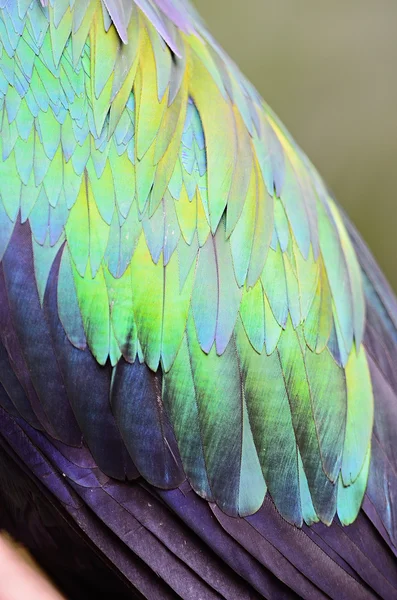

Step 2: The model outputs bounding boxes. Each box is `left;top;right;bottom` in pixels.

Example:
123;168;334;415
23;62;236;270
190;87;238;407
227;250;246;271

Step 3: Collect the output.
198;0;397;291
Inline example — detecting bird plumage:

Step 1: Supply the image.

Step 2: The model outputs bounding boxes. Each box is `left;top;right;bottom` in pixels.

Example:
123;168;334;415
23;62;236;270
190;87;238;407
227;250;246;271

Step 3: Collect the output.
0;0;395;598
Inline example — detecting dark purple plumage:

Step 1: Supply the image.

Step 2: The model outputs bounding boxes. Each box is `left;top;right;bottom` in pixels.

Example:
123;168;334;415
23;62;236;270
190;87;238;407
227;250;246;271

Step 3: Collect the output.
0;216;396;599
1;221;81;444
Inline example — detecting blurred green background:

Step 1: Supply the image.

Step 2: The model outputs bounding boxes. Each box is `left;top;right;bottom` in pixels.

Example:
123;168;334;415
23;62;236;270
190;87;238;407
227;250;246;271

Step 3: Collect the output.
198;0;397;291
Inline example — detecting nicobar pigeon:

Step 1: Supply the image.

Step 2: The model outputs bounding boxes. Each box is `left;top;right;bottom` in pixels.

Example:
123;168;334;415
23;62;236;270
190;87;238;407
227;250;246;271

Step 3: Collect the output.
0;0;395;598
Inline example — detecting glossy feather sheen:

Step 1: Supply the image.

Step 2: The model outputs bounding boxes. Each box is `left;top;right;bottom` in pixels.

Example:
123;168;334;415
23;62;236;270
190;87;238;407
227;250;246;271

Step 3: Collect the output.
0;0;373;524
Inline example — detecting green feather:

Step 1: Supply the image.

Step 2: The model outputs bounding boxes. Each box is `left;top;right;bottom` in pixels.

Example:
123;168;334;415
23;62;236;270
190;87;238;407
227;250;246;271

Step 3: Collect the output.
109;143;135;219
240;280;265;353
236;318;301;525
129;234;163;370
338;445;370;525
277;319;336;524
0;0;373;524
174;183;196;245
187;315;248;516
0;198;15;260
246;173;273;288
43;146;63;208
263;293;282;355
0;143;21;221
14;129;34;185
225;108;253;237
318;199;354;362
86;159;115;225
72;261;110;365
298;450;319;526
305;347;346;482
135;28;167;160
214;219;242;355
261;245;288;328
342;345;373;484
162;248;195;372
191;234;217;353
230;168;256;287
304;261;333;353
163;336;212;498
65;177;89;276
190;49;235;233
104;265;137;362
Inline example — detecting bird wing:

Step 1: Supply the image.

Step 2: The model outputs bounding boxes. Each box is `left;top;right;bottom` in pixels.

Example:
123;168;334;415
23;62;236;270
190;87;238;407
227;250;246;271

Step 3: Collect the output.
1;217;395;599
0;1;395;597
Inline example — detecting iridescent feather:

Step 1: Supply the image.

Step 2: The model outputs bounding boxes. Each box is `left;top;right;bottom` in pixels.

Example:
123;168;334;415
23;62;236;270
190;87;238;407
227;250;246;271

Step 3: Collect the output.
0;0;374;526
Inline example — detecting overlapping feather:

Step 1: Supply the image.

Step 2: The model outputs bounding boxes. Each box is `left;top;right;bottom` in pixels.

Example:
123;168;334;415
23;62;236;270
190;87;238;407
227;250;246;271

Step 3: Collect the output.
0;0;373;524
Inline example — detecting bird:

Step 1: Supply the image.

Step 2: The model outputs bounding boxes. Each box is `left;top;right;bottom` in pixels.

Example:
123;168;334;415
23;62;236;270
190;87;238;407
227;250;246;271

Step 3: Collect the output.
0;0;395;598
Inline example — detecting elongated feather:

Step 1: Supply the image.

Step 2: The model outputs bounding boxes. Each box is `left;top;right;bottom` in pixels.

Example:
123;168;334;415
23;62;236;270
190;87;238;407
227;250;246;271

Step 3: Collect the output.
111;359;184;487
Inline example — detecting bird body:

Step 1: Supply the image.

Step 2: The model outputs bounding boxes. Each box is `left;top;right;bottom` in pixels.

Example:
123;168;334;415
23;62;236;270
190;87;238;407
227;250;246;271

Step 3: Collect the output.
0;1;395;598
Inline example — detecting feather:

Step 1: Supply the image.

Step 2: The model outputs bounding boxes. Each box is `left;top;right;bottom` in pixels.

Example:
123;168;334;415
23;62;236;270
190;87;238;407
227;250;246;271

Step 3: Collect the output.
161;245;195;371
338;446;370;526
261;245;289;328
0;199;15;261
305;346;346;483
342;346;373;485
236;317;301;525
240;280;265;353
225;107;253;237
304;259;333;352
191;234;217;353
230;167;256;287
247;171;274;288
263;293;282;355
71;258;110;365
57;246;87;351
190;43;236;232
0;5;391;589
111;359;184;487
135;26;167;160
214;218;242;355
163;336;212;498
129;234;163;370
2;221;81;444
174;182;196;245
317;199;354;362
186;315;243;516
104;264;138;362
277;319;337;524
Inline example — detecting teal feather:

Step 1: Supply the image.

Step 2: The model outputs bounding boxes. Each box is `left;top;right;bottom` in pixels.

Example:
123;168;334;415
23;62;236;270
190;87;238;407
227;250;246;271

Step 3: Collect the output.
163;336;212;498
239;281;265;354
298;450;319;525
236;318;302;525
191;234;217;353
187;315;244;516
261;245;288;328
305;347;346;482
277;320;337;524
29;186;49;244
57;246;87;350
49;190;69;245
32;235;64;305
214;219;242;355
0;198;15;260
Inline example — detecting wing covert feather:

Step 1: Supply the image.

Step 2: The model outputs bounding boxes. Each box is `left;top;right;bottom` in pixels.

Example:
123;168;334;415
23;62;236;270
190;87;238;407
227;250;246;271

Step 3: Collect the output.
0;0;376;525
